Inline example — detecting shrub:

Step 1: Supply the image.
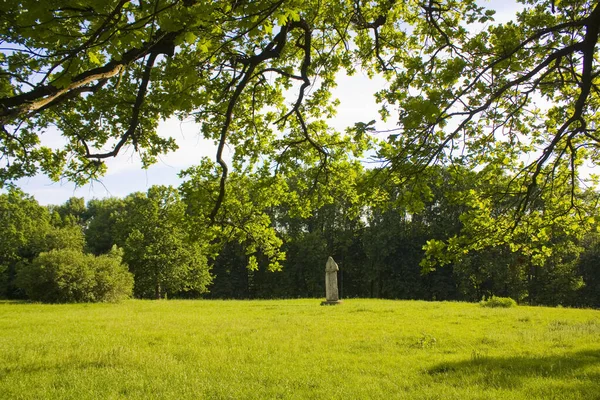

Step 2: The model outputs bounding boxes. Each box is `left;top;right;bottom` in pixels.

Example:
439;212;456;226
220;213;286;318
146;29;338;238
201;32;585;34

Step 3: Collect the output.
92;247;135;302
480;296;517;308
15;247;133;303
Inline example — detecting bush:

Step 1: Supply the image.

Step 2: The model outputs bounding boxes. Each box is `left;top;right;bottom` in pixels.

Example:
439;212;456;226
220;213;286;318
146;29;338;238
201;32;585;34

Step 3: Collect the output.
480;296;517;308
15;247;133;303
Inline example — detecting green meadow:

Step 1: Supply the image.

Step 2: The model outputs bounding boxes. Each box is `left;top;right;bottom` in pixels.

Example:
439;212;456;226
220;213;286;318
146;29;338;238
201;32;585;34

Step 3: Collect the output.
1;299;599;400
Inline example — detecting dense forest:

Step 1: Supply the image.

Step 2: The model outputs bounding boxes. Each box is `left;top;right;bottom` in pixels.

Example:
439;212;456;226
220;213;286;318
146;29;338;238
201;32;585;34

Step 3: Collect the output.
2;164;599;307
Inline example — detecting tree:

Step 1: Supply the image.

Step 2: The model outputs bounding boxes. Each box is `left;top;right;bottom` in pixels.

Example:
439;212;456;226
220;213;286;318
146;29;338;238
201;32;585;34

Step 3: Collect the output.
0;187;49;258
2;1;598;206
48;197;87;227
84;197;125;255
375;0;600;211
0;0;374;208
420;164;597;303
359;166;466;300
116;186;211;298
0;187;51;297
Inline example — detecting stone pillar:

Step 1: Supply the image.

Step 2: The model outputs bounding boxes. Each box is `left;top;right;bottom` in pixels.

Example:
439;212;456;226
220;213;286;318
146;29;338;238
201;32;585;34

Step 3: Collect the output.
321;256;341;305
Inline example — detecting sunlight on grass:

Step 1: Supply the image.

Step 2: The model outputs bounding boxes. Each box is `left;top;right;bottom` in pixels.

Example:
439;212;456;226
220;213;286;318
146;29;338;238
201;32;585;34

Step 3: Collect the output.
1;300;599;399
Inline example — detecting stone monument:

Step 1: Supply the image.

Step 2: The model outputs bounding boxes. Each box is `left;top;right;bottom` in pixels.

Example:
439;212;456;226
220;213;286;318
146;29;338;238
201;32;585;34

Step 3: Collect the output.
321;256;341;305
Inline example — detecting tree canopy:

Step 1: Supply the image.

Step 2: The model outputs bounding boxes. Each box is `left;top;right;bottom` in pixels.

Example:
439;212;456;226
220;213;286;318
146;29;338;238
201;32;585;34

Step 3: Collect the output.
2;0;598;212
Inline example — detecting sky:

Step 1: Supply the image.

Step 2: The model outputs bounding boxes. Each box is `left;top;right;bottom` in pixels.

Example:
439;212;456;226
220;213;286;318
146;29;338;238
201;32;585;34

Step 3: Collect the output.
10;1;522;205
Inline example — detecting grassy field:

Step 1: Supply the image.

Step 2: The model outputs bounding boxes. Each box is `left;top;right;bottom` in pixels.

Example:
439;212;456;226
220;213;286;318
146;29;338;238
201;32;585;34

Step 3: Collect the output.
0;299;599;400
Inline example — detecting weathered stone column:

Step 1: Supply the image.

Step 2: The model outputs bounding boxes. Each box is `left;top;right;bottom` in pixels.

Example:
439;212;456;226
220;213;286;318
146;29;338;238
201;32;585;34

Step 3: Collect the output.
321;256;341;305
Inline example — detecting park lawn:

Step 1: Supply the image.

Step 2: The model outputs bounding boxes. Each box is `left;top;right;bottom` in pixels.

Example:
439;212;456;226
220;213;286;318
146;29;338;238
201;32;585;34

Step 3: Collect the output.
0;299;599;400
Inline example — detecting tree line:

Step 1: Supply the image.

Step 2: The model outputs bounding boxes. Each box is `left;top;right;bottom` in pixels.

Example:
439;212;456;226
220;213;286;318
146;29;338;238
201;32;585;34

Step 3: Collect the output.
2;164;598;307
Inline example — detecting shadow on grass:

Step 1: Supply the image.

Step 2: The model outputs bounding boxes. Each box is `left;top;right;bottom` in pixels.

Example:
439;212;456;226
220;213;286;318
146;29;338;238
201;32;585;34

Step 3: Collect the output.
427;348;600;394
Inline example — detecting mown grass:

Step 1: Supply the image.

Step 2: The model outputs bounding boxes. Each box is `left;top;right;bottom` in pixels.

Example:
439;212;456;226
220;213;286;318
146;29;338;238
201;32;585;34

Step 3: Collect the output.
1;299;599;399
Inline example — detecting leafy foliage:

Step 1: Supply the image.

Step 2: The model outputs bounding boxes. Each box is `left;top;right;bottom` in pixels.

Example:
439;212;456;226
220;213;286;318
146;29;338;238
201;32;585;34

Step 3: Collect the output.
84;197;125;255
0;187;50;262
0;187;51;297
1;0;597;213
116;186;211;298
376;0;600;214
15;247;133;303
0;0;377;201
420;165;598;280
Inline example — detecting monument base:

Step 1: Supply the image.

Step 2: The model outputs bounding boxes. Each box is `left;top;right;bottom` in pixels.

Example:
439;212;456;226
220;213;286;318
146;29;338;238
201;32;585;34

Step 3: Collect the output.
320;300;342;306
